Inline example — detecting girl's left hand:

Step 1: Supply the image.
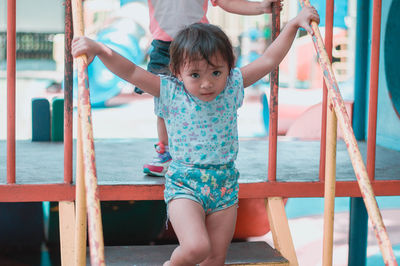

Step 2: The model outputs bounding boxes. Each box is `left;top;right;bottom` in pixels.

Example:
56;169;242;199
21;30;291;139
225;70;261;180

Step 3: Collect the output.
294;6;320;35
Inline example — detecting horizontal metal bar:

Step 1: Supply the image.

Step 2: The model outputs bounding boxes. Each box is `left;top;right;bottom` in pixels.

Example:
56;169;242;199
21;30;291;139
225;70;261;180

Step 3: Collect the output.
0;180;399;202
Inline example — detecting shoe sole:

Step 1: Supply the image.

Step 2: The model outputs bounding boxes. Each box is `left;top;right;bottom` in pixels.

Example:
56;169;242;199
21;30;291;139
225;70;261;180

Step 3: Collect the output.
143;167;166;177
143;160;171;177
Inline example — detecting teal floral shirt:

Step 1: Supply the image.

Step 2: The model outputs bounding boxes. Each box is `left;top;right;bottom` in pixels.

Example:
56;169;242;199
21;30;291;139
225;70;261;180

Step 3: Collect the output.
155;67;244;165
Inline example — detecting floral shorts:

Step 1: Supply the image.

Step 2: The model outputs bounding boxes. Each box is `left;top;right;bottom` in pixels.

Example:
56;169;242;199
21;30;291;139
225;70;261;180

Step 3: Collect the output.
164;161;239;215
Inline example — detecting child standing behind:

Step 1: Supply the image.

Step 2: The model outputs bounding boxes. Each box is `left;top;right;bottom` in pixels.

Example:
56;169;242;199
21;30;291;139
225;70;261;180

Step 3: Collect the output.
72;5;319;265
140;0;282;177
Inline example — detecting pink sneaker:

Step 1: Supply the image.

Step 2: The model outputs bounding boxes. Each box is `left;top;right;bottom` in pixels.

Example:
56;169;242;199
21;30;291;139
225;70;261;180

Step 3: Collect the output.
143;142;172;177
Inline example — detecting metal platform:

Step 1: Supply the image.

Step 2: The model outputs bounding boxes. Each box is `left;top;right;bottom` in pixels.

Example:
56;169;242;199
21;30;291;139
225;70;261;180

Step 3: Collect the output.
1;138;399;184
0;138;399;201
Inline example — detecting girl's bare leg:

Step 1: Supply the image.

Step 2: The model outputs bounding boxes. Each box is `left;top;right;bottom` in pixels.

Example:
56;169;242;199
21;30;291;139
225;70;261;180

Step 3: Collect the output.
157;116;168;145
165;198;210;266
200;205;238;266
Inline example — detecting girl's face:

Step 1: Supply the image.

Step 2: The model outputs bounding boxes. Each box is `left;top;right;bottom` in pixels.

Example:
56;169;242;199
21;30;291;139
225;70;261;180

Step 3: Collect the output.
177;54;230;102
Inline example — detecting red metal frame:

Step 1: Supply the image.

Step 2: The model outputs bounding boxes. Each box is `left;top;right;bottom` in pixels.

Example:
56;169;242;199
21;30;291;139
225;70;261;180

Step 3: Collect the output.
268;2;281;182
7;0;16;184
366;0;382;181
0;181;399;202
319;0;334;181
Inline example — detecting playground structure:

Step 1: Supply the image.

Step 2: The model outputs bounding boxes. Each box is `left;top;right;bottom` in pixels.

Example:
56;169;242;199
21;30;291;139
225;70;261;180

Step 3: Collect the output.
1;0;400;265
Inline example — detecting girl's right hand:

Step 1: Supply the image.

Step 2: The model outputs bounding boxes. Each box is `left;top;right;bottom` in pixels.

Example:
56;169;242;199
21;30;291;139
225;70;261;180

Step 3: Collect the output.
71;36;99;64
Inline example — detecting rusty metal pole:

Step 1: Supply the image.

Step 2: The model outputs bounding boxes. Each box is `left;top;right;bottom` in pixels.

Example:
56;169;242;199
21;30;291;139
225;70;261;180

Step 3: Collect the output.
268;1;281;182
64;0;74;184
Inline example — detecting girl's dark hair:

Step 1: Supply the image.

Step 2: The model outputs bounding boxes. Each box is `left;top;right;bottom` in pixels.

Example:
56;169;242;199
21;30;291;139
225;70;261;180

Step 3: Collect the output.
169;23;235;75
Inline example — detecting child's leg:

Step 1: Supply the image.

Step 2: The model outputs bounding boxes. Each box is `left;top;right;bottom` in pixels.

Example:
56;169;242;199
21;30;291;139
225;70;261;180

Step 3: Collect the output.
200;205;237;266
143;116;172;176
142;39;172;176
157;116;168;145
164;198;211;266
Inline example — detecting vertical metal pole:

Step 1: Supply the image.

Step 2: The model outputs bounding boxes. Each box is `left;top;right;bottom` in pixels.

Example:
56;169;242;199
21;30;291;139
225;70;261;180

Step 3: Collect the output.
268;1;280;182
6;0;16;184
323;95;337;266
319;0;334;182
366;0;381;181
64;0;74;184
75;114;87;266
348;0;370;265
70;0;87;262
322;1;336;265
319;86;327;181
352;0;369;141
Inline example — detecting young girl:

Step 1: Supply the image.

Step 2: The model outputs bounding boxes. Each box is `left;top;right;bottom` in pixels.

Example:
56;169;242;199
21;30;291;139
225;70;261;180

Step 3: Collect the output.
72;6;319;266
142;0;282;177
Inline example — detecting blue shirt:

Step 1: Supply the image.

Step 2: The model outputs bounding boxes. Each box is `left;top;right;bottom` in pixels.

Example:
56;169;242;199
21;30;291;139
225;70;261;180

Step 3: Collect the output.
155;67;244;165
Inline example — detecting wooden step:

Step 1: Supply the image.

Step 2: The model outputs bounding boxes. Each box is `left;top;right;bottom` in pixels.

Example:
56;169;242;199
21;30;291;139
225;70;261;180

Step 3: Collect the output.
90;241;289;265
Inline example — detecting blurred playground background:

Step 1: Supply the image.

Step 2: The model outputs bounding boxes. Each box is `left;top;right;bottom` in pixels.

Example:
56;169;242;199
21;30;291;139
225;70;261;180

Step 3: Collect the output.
0;0;399;265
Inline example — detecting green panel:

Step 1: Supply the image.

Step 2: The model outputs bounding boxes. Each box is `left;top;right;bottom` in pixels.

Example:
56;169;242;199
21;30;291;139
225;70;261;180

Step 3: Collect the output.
32;98;50;141
51;98;64;142
348;197;368;266
47;202;61;246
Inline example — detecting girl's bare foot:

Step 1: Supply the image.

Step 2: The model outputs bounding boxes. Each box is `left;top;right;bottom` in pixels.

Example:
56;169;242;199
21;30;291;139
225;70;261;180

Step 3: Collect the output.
163;260;171;266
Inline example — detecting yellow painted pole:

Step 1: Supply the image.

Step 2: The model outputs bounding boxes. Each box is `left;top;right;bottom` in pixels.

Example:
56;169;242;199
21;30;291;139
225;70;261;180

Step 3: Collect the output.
59;201;76;266
322;96;337;266
73;1;87;262
75;122;87;266
71;0;105;265
298;1;397;264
